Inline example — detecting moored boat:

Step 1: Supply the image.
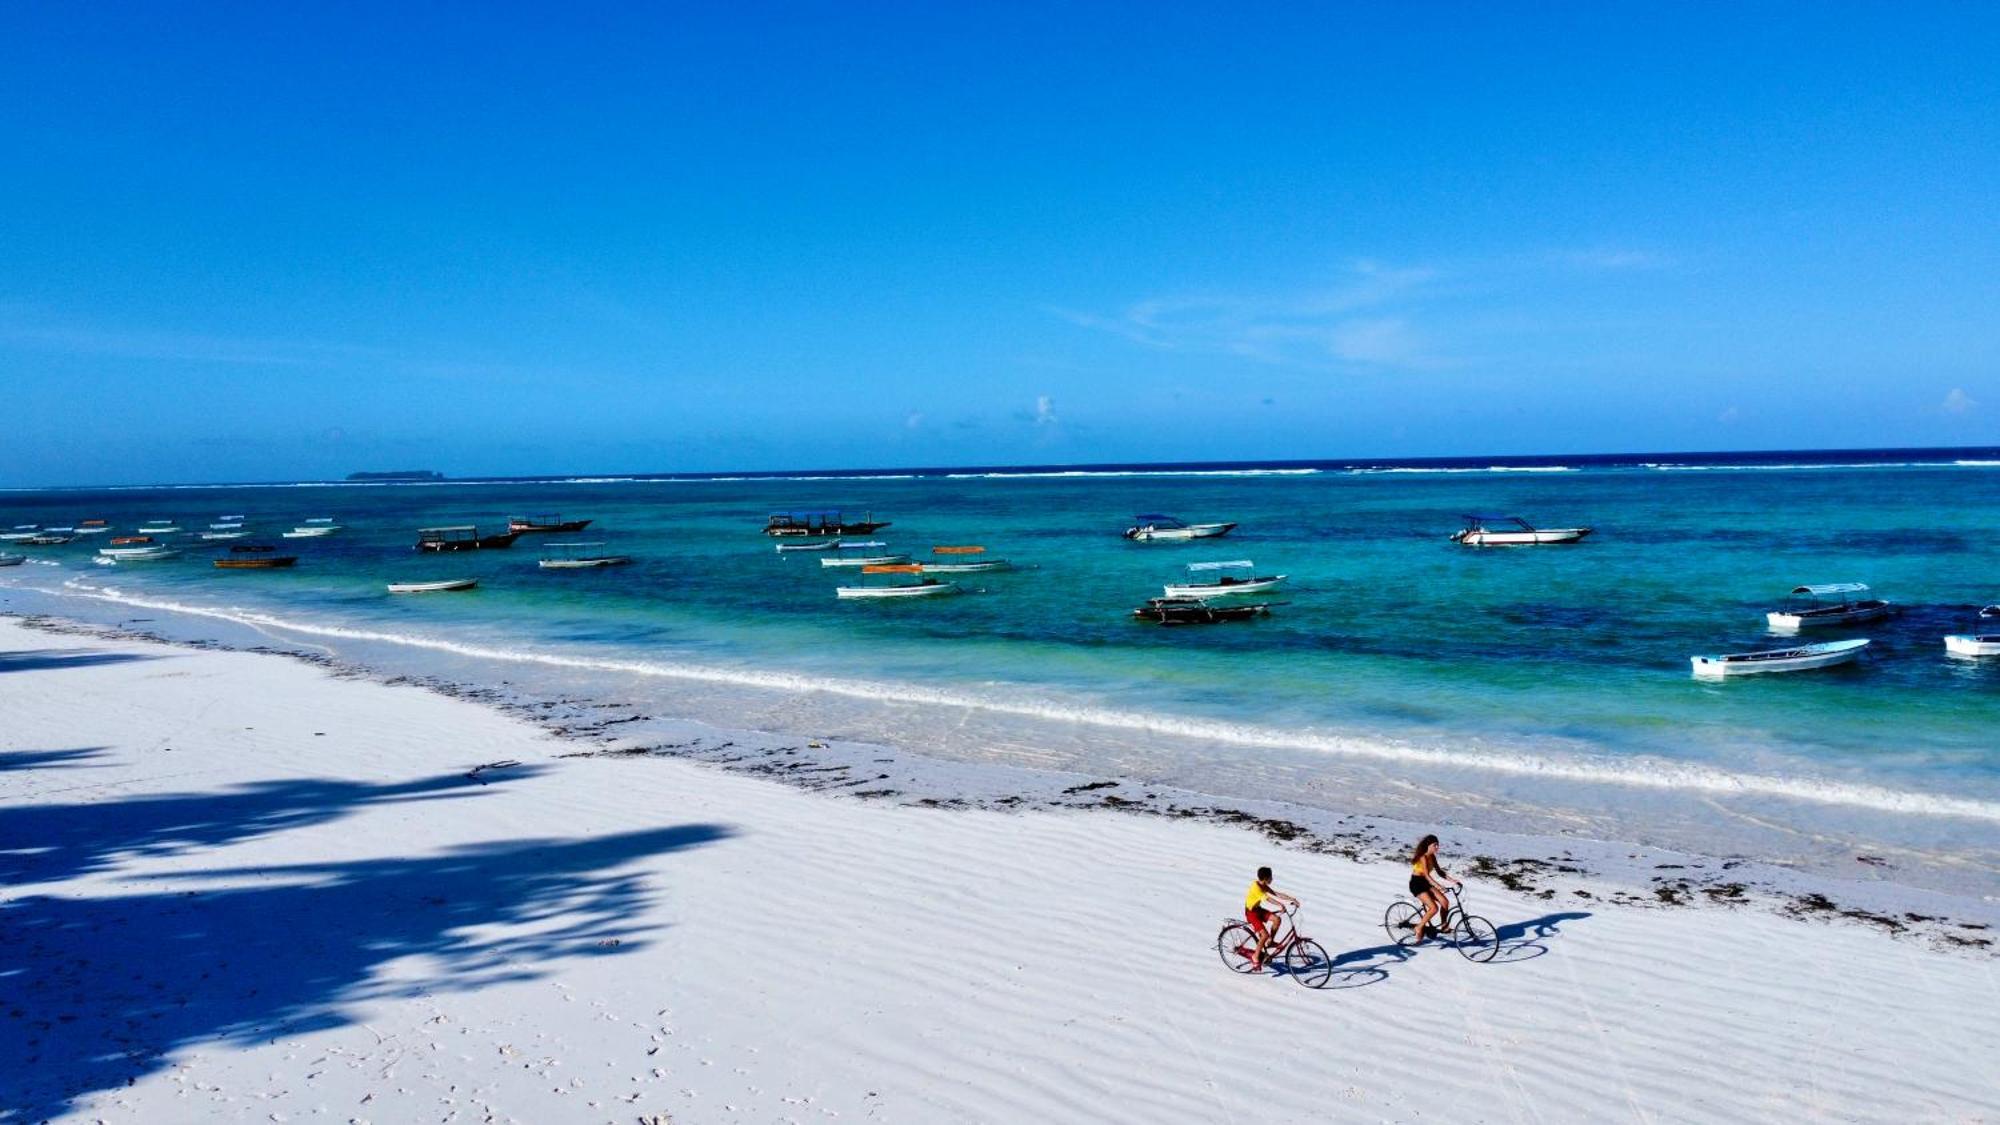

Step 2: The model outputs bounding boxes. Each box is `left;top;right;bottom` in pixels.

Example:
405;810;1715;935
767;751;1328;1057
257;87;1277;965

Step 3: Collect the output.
138;524;182;534
109;535;155;545
538;541;632;569
1451;515;1592;546
836;563;958;599
97;545;179;560
210;522;244;530
282;525;341;538
214;555;298;569
919;545;1014;573
509;513;594;534
416;526;520;552
387;578;479;593
0;553;24;567
820;553;911;568
200;531;249;540
765;510;890;537
1162;560;1287;598
1123;514;1238;542
1132;596;1275;625
776;539;843;553
0;529;39;542
1765;583;1892;630
21;533;74;545
74;521;110;535
1943;605;2000;656
1691;638;1869;678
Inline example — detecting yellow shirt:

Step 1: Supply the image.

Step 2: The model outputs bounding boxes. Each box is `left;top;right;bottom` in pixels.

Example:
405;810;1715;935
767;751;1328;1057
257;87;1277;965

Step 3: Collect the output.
1245;881;1270;911
1412;855;1433;877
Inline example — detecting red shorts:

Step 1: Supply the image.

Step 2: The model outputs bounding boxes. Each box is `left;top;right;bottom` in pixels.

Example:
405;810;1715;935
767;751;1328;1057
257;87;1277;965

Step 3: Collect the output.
1245;906;1273;934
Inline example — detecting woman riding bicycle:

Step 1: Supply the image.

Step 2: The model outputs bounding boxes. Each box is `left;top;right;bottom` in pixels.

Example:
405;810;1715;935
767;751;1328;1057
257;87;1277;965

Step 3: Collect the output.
1408;834;1462;943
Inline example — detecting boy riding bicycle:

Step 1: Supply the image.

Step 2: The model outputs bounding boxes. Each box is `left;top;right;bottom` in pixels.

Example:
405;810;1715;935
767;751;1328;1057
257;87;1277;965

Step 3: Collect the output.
1243;866;1300;971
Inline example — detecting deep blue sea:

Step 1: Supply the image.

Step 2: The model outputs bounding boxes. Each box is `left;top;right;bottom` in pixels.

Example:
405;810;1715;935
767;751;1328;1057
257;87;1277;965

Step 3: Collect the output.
7;448;2000;881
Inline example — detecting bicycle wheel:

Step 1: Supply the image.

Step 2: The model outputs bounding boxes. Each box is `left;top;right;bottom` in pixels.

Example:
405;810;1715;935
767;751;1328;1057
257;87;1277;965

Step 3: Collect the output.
1217;922;1260;973
1285;938;1334;988
1383;900;1421;946
1455;913;1500;963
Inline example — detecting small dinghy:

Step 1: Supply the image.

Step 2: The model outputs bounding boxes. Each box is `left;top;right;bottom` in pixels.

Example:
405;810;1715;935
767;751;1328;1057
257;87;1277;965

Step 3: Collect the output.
1943;605;2000;657
1123;515;1238;542
1691;638;1869;678
509;513;593;534
21;533;74;545
74;521;110;535
919;545;1014;574
200;531;249;540
0;529;40;542
416;526;519;552
832;540;888;550
0;553;24;567
1132;596;1275;625
97;544;179;561
1162;560;1287;598
776;539;843;553
1450;515;1592;546
210;522;244;530
1765;583;1892;630
836;563;958;599
214;555;298;569
387;578;479;593
283;525;341;538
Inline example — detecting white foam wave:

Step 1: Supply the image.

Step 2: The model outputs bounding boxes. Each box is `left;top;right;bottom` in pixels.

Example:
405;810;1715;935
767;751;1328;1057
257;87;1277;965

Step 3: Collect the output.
940;468;1321;479
34;579;2000;825
1349;466;1573;474
1641;461;1942;472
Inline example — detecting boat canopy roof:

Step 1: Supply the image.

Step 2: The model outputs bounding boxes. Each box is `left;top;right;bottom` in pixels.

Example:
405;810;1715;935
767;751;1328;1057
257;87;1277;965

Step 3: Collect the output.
1461;513;1529;524
933;545;984;554
862;563;923;574
1790;582;1869;596
772;509;845;518
1133;514;1187;525
1187;559;1253;572
418;525;476;533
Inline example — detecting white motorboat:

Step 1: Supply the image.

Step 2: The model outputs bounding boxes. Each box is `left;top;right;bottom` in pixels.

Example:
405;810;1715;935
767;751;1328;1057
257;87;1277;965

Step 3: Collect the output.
1765;583;1892;631
303;517;337;524
97;545;179;561
836;563;959;599
832;540;888;550
1691;638;1869;678
200;531;249;541
0;553;24;567
821;554;911;568
210;522;244;530
138;524;182;534
1123;514;1237;542
1450;515;1592;546
0;530;38;542
920;545;1014;574
387;578;479;593
21;533;74;545
776;539;842;553
282;525;341;538
1162;560;1287;598
538;542;633;569
73;525;110;535
1943;605;2000;656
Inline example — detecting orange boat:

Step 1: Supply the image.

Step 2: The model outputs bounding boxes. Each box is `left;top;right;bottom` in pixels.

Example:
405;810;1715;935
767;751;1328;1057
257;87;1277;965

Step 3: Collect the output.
109;535;155;545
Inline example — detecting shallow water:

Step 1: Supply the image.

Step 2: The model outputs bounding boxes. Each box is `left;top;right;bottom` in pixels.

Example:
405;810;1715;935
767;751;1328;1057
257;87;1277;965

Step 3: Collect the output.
6;455;2000;887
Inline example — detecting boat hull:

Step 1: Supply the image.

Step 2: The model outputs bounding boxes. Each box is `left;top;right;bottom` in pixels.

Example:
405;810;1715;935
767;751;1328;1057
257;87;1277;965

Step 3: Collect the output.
417;533;520;552
821;555;911;568
1945;634;2000;657
1133;599;1272;624
387;579;478;593
1691;639;1869;678
1162;575;1286;598
836;582;958;599
920;560;1013;573
1125;522;1237;542
97;547;179;561
214;557;298;569
539;556;632;569
766;520;890;538
510;519;593;534
775;540;841;552
1452;528;1592;545
1765;601;1892;630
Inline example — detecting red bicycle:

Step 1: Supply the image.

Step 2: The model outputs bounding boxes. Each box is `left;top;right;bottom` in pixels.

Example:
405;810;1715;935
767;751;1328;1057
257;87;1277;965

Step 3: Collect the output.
1216;904;1333;987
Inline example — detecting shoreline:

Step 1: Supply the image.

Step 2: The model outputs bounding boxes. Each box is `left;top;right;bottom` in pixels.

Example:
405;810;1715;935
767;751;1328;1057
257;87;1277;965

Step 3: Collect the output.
13;609;1998;950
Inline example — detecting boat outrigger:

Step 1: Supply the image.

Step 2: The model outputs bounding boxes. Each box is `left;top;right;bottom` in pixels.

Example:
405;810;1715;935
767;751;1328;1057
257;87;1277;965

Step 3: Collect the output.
1132;596;1276;625
416;526;521;552
1162;560;1287;598
538;541;632;569
509;513;593;534
1123;515;1238;542
919;546;1013;574
764;510;890;537
1944;605;2000;657
836;563;958;599
1691;638;1869;678
1450;515;1592;546
1765;583;1892;631
387;578;478;593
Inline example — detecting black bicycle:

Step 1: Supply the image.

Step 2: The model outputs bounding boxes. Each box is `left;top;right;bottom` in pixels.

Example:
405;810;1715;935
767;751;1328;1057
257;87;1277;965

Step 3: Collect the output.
1382;885;1499;962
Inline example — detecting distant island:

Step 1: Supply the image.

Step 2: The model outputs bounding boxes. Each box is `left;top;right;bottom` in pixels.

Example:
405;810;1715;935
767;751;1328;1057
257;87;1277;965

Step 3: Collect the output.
346;470;446;482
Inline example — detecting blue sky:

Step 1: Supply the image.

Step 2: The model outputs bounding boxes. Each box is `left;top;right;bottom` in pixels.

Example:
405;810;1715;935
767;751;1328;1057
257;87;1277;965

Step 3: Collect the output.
3;3;1997;485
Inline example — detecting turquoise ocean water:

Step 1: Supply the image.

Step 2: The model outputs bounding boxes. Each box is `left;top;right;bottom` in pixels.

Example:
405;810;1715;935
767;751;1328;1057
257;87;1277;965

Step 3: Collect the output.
6;452;2000;883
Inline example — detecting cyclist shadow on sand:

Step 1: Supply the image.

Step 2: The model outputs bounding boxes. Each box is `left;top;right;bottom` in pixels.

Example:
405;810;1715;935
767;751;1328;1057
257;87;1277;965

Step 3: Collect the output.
1321;907;1595;982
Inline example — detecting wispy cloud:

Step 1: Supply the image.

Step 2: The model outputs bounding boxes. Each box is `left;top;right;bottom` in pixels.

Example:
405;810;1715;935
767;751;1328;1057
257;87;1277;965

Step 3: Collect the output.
1033;394;1056;426
1943;387;1978;415
0;320;373;368
1547;247;1672;272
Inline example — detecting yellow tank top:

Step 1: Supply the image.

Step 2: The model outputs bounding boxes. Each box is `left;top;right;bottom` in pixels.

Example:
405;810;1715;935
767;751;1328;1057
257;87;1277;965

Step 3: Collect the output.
1412;855;1432;877
1245;881;1269;910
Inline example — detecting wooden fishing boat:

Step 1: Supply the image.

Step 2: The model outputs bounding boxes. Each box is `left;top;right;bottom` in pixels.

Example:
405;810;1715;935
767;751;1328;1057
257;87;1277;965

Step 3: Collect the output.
919;545;1014;573
820;553;911;568
74;522;110;535
214;555;298;569
1691;638;1869;678
0;529;39;542
0;553;24;567
282;525;341;538
138;524;182;534
1123;514;1237;542
416;526;520;552
765;510;890;537
836;563;958;599
230;543;279;553
97;545;179;560
21;533;74;545
109;535;155;545
1132;596;1275;625
509;513;594;534
776;539;843;553
1162;560;1287;598
538;541;632;569
1765;583;1892;630
1451;515;1592;546
210;522;244;530
387;578;479;593
200;531;249;540
832;540;888;550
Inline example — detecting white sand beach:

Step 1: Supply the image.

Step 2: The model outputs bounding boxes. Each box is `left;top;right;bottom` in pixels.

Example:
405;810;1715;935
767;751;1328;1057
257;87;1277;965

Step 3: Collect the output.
3;616;1998;1124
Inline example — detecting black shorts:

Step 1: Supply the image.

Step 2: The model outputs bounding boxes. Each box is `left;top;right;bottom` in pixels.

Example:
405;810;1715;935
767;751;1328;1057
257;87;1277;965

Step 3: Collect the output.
1409;875;1434;897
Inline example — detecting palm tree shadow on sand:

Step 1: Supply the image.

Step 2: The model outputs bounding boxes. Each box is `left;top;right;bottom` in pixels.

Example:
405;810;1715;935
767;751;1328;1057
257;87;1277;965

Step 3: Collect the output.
0;800;732;1120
